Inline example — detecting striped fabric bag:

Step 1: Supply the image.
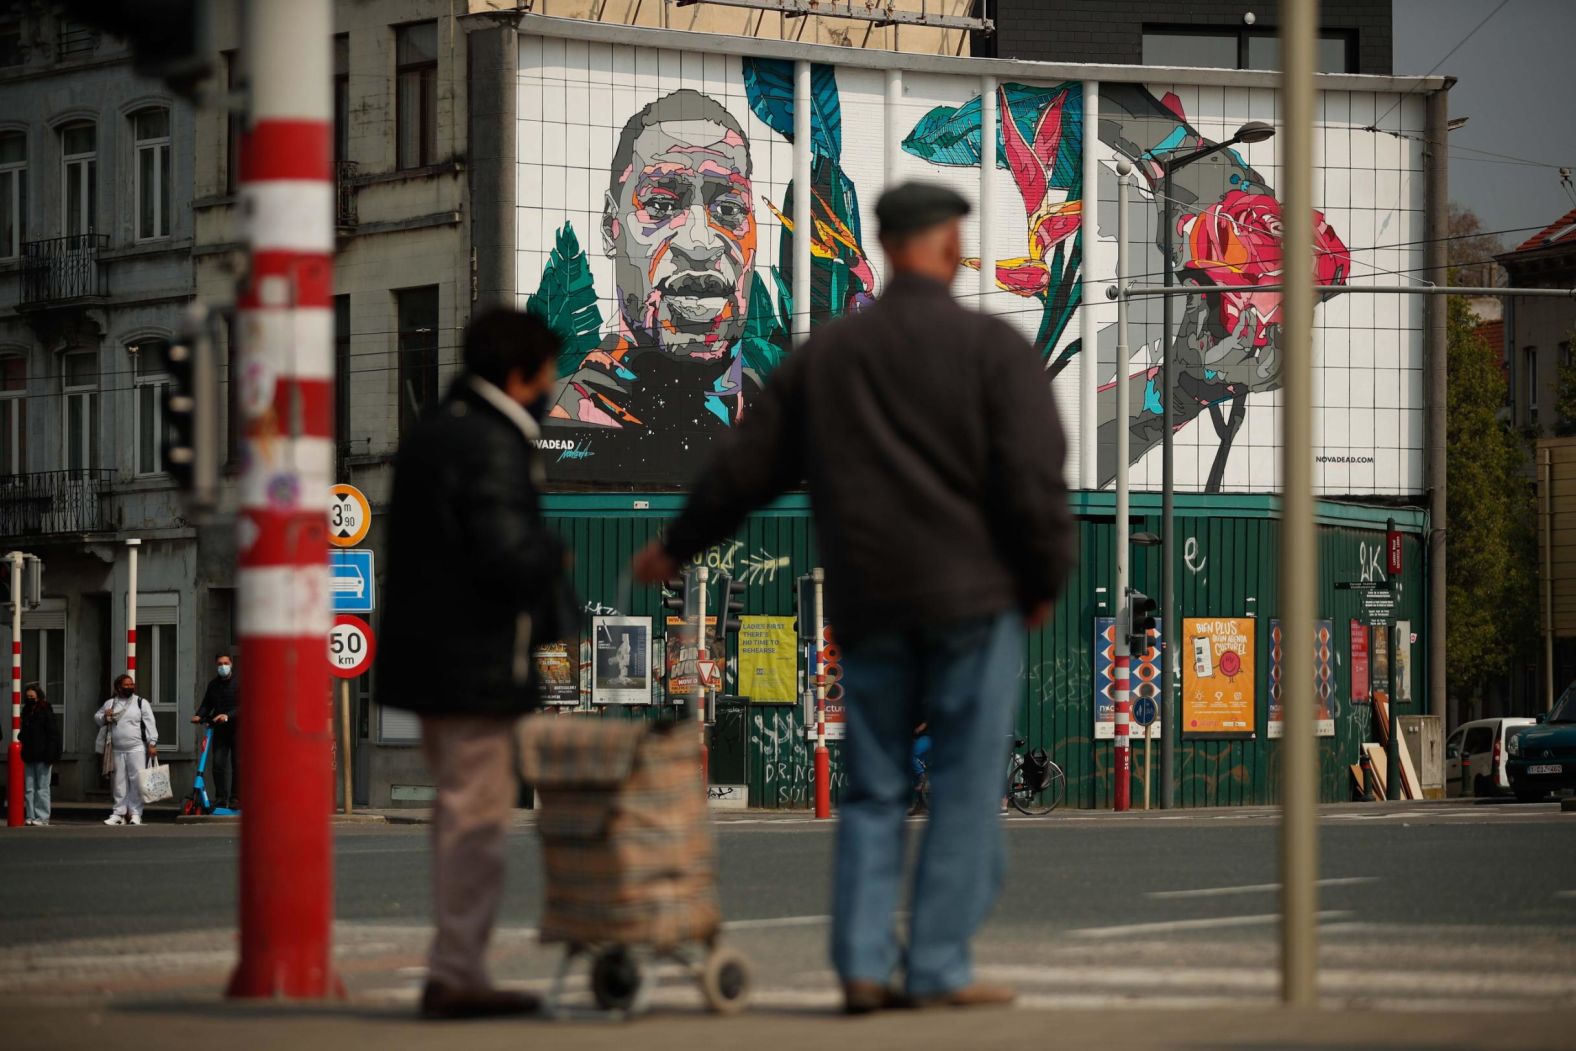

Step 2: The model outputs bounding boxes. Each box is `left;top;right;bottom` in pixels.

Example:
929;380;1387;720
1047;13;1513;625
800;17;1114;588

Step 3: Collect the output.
518;716;721;949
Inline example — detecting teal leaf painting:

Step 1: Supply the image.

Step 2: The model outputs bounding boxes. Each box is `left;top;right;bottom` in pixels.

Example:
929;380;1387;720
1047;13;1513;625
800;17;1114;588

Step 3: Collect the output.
902;82;1082;194
526;222;604;375
742;57;842;160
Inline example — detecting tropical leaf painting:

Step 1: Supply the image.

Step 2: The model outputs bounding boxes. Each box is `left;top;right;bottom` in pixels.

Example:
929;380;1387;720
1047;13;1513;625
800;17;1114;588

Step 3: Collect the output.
741;57;842;160
526;222;604;376
739;272;790;377
902;82;1083;194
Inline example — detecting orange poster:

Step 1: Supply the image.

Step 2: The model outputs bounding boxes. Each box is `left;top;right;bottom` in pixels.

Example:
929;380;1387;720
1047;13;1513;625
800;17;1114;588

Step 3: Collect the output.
1182;617;1257;736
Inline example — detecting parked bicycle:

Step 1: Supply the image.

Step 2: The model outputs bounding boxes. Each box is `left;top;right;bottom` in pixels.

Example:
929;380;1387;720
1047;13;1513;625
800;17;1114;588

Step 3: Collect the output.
911;735;1066;816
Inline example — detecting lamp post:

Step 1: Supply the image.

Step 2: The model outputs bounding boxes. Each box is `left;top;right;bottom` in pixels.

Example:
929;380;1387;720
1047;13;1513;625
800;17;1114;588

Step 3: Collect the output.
1158;120;1275;811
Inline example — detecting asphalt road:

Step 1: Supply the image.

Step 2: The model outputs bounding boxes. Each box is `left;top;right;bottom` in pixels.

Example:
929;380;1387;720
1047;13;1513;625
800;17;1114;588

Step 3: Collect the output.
2;801;1574;1048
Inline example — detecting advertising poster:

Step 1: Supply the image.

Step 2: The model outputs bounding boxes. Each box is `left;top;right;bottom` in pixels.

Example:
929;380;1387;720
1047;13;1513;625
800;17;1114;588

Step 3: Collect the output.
738;615;797;704
1394;620;1412;706
1182;617;1256;736
1092;616;1164;739
1350;621;1370;704
1268;619;1336;739
1371;623;1391;708
804;624;846;741
592;616;652;705
664;616;717;699
533;642;579;707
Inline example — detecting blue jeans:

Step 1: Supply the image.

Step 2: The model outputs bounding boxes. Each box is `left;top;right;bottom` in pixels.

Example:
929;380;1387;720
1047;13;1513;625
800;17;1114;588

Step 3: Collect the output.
24;762;51;823
831;611;1023;997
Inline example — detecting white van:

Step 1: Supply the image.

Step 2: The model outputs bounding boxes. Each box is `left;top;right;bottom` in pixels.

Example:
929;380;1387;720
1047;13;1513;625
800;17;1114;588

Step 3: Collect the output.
1444;717;1537;797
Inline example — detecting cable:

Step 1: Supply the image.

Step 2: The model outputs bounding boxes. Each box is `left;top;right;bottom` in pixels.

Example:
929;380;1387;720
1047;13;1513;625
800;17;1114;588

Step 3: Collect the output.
1371;0;1511;130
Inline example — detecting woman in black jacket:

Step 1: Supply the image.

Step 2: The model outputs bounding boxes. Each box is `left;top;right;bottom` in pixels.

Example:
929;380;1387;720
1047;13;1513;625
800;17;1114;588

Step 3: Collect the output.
20;682;61;826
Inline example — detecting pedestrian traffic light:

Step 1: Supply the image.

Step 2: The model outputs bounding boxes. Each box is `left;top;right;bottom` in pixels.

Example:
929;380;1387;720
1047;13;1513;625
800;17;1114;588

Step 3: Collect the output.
22;554;42;609
662;576;687;616
1126;589;1157;654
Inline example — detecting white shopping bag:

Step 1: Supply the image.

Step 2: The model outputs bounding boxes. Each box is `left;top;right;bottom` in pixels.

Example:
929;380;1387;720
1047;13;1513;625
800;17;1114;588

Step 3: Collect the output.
138;760;174;803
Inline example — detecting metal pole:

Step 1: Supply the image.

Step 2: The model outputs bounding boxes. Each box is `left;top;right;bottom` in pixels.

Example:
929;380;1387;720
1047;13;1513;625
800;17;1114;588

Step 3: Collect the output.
126;538;140;679
1119;284;1575;299
340;680;353;816
979;74;996;313
695;565;709;785
1279;0;1319;1009
1545;448;1556;711
6;552;21;827
1425;87;1450;730
1079;81;1100;491
230;0;338;999
812;567;830;819
884;68;901;290
1160;163;1177;812
792;60;812;346
1113;160;1133;813
1143;723;1152;811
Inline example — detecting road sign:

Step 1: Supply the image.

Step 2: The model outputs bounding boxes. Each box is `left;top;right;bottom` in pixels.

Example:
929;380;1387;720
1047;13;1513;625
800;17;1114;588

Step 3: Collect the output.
329;484;371;547
329;549;375;613
1133;696;1158;727
329;615;375;679
697;659;722;691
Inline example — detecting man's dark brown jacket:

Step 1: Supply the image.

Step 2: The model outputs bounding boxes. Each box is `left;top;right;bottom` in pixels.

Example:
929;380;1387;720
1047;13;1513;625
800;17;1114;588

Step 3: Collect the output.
665;273;1076;643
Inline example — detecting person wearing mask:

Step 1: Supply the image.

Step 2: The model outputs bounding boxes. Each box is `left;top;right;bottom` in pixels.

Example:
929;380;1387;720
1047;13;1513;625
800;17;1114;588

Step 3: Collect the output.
20;683;61;826
633;183;1075;1013
95;674;159;826
377;307;570;1020
193;653;240;808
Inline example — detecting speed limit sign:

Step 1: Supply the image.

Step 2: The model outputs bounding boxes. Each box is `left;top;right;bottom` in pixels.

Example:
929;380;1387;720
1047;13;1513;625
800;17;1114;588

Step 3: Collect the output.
329;614;376;679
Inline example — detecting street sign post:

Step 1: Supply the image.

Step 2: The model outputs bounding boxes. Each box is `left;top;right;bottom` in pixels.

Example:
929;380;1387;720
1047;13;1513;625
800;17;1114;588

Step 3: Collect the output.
1134;695;1158;811
328;484;371;548
329;549;375;614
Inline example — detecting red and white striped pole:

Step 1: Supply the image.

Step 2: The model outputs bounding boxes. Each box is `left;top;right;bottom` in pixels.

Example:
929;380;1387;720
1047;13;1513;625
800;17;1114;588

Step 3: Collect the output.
1113;645;1132;812
811;567;830;819
126;538;139;679
228;0;339;999
1112;160;1133;814
7;552;22;827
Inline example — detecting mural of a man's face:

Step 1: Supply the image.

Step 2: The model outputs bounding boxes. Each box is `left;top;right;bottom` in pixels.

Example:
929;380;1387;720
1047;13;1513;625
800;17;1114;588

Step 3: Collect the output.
605;96;755;358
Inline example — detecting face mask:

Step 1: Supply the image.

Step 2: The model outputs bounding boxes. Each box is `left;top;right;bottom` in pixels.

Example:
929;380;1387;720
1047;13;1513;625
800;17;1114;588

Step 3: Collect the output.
118;686;134;698
218;664;232;679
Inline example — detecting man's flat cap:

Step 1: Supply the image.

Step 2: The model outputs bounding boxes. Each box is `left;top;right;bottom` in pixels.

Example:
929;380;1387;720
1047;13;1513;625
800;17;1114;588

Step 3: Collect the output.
875;182;971;236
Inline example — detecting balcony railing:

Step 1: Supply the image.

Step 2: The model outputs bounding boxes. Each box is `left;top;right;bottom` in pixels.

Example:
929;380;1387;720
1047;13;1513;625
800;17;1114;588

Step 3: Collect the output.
20;234;108;306
335;161;358;229
0;470;113;536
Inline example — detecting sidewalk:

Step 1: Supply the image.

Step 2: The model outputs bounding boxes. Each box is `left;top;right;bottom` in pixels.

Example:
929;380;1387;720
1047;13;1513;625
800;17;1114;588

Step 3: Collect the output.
7;1001;1574;1051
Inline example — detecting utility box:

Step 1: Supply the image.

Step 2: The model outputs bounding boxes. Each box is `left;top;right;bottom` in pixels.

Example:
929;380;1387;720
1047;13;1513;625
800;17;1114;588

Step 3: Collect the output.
1399;715;1444;799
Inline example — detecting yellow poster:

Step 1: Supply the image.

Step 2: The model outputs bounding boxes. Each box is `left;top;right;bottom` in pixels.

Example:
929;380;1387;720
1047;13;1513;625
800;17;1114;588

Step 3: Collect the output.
737;616;798;704
1182;617;1257;736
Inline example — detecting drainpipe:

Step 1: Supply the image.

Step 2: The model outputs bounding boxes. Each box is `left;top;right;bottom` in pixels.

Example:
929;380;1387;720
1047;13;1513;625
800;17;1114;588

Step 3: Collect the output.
1425;85;1451;729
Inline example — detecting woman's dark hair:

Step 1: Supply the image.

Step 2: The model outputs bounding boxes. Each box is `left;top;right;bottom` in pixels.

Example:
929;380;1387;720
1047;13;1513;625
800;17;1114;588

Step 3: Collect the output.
463;308;561;388
114;673;134;691
23;681;44;703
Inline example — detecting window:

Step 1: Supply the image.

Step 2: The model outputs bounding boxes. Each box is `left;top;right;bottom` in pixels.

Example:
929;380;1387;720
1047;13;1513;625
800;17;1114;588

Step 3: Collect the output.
20;627;64;722
225;314;240;467
224;52;242;194
1444;729;1462;760
57;18;98;60
1142;27;1356;73
132;108;171;241
62;348;98;472
60;121;95;237
396;285;439;435
1524;346;1539;427
132;339;171;476
334;295;351;458
0;353;25;477
135;601;179;748
1462;726;1493;756
0;131;24;258
333;34;349;164
395;21;437;170
0;22;21;67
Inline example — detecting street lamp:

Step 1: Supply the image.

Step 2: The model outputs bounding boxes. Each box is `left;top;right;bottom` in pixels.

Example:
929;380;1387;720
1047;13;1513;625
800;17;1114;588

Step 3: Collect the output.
1158;120;1275;811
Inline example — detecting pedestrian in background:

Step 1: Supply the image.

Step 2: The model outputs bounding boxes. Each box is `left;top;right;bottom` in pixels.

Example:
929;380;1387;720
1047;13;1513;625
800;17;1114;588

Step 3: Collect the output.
94;674;158;826
377;307;570;1020
633;182;1075;1013
20;682;61;826
193;653;240;808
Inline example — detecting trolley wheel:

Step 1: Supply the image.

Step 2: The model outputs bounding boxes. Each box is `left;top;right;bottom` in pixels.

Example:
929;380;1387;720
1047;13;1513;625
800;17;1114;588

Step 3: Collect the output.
590;947;645;1013
699;946;751;1014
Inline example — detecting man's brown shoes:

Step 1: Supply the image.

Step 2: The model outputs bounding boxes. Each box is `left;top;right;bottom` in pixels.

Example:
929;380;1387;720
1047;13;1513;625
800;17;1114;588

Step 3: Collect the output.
420;981;541;1020
911;983;1017;1009
842;980;911;1015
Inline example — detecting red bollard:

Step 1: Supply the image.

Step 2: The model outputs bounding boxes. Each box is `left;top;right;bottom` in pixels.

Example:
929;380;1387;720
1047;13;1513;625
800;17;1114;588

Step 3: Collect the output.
813;742;831;818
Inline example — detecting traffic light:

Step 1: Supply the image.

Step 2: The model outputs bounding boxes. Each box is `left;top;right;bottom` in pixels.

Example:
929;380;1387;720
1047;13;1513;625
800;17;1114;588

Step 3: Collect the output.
22;555;42;609
661;576;687;616
60;1;213;102
715;573;745;639
162;306;220;507
1125;588;1157;655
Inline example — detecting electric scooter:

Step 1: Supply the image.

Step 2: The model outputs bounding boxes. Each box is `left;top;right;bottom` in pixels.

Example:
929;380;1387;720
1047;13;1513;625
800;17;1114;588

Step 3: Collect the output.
182;724;240;816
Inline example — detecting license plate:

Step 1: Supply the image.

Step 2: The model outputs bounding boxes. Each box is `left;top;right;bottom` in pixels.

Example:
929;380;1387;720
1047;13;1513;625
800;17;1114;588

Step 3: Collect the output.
1527;764;1563;775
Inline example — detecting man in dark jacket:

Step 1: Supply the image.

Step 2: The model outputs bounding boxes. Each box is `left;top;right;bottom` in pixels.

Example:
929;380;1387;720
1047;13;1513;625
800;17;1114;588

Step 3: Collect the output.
634;183;1075;1013
376;307;564;1020
193;653;239;808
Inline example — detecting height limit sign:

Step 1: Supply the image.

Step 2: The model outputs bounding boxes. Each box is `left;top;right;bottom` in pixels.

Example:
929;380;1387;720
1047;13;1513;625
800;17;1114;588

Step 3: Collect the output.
329;614;375;679
329;484;371;547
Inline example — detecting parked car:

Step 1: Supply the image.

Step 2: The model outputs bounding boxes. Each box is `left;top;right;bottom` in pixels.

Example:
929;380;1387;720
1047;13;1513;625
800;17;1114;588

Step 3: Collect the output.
1444;717;1536;798
1506;683;1576;802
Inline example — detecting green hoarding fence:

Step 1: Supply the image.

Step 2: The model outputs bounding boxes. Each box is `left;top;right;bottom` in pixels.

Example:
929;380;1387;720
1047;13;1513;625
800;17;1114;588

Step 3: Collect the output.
543;494;1427;809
